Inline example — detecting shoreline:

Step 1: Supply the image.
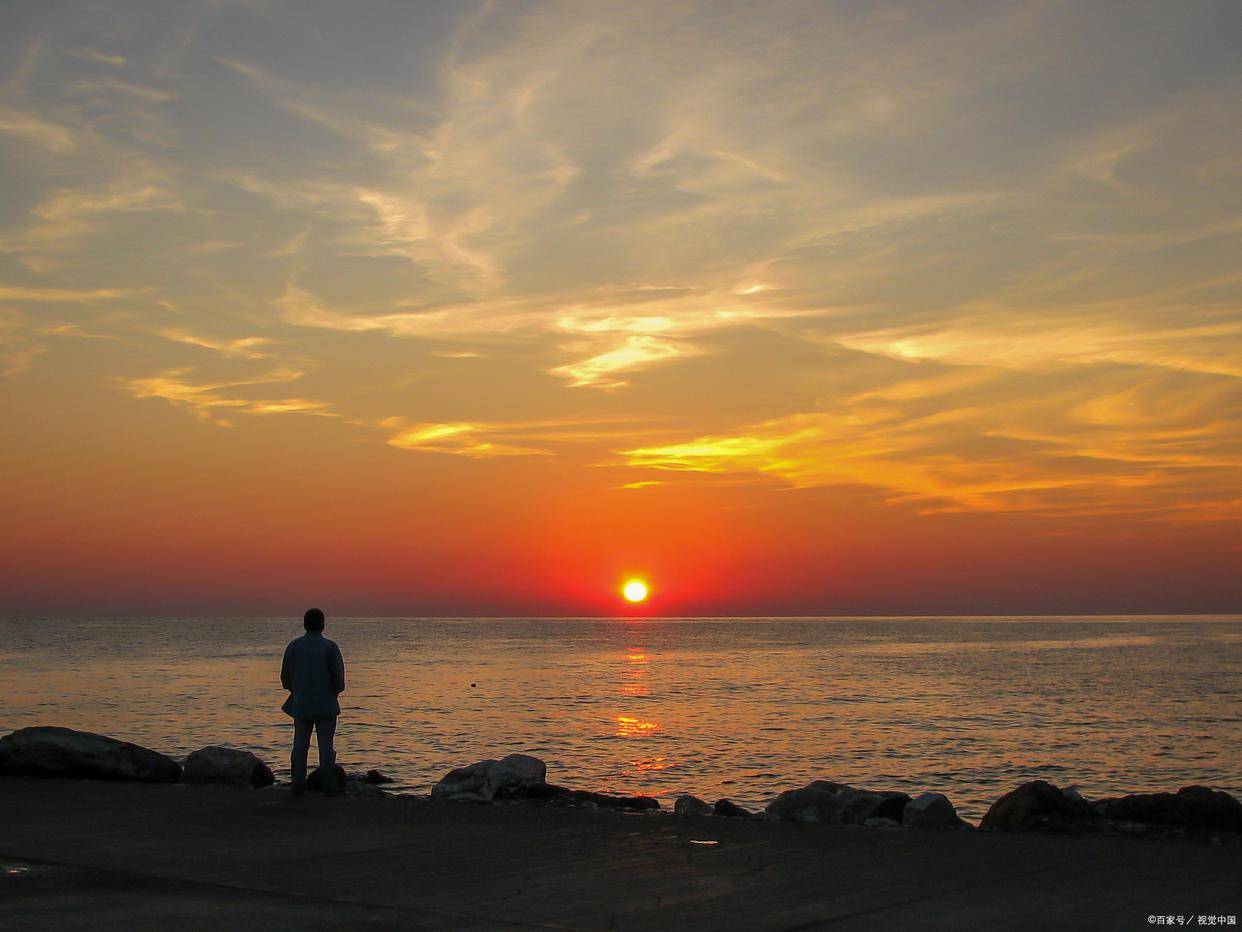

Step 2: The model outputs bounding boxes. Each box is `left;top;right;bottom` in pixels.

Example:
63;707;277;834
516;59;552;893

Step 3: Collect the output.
3;727;1240;842
3;776;1239;929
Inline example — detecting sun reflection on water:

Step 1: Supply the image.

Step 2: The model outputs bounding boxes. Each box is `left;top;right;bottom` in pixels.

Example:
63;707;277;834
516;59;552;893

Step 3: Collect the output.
616;715;658;737
628;755;670;772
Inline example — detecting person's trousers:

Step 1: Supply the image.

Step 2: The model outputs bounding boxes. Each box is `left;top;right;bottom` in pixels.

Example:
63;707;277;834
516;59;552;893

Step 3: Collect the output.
291;716;337;791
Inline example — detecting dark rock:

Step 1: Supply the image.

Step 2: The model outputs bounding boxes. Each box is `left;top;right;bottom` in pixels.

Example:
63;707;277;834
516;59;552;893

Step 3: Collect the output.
344;779;388;798
1095;786;1242;832
765;781;908;824
863;816;902;828
902;792;966;829
675;794;713;817
364;769;395;785
765;781;849;823
431;754;547;802
0;727;181;783
541;786;660;811
183;746;274;788
852;790;911;823
713;798;751;818
980;780;1093;832
1062;785;1089;806
307;764;347;792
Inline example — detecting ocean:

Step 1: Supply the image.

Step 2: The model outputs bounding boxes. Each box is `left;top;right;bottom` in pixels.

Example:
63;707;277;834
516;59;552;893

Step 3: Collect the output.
2;616;1239;819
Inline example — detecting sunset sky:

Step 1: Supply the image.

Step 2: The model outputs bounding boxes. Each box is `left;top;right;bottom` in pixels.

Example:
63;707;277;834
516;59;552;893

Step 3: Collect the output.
2;1;1240;616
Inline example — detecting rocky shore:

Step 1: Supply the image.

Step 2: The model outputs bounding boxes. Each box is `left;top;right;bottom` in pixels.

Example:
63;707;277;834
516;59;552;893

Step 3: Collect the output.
2;725;1239;845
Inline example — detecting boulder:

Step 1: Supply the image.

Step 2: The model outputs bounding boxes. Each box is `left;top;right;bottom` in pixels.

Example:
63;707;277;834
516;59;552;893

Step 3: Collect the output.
1062;785;1089;806
364;769;395;785
765;781;909;824
431;754;547;802
765;781;848;823
183;746;274;788
902;792;965;829
0;727;180;783
864;815;904;830
307;764;347;792
1094;786;1242;832
675;794;713;817
848;790;910;823
863;816;902;828
980;780;1093;832
714;798;751;818
344;778;388;798
545;787;660;811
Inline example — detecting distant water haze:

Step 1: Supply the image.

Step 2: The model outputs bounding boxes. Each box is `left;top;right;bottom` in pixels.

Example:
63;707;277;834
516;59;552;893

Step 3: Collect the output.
2;616;1238;819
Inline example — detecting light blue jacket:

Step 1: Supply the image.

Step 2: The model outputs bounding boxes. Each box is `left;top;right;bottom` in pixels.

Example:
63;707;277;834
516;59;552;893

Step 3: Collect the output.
280;632;345;721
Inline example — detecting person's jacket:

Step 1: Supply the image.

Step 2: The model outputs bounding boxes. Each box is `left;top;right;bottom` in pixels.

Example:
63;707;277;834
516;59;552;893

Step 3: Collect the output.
280;632;345;721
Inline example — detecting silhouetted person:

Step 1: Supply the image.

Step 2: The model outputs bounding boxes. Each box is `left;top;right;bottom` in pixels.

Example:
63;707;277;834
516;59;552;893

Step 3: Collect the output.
281;608;345;796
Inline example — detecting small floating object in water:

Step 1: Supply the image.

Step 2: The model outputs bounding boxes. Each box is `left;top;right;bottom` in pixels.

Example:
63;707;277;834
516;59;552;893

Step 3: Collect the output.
689;839;719;846
470;683;476;688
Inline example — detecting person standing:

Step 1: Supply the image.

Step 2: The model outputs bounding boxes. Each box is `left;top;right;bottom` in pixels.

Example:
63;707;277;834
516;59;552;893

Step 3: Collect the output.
280;608;346;796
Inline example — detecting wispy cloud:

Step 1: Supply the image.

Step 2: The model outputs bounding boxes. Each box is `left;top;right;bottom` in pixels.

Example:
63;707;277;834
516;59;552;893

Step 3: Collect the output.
0;105;76;152
0;284;139;302
279;282;812;388
382;413;659;458
621;365;1242;520
836;310;1242;379
158;329;272;359
1;0;1239;545
384;421;546;458
1;177;182;271
117;367;333;425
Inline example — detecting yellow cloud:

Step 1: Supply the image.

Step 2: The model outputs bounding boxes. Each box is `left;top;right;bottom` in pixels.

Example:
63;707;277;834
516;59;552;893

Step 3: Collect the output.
384;421;546;458
549;335;693;389
621;367;1242;520
158;330;272;359
118;367;333;425
0;284;138;302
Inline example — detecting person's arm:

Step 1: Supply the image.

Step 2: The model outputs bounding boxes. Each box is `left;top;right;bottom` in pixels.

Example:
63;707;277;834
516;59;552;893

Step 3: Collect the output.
280;642;294;691
330;643;345;696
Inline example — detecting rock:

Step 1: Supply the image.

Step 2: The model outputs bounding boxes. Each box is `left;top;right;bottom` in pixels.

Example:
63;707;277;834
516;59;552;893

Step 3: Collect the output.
344;779;388;798
675;794;713;817
980;780;1093;832
1062;785;1089;806
183;746;274;788
364;769;394;785
431;754;547;802
713;798;751;818
863;816;902;828
764;781;909;824
849;790;910;823
902;792;965;829
545;787;660;811
765;781;848;823
307;764;347;792
0;726;181;783
1095;786;1242;832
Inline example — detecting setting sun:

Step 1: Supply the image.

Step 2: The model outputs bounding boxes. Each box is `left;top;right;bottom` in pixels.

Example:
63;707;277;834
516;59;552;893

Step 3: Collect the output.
622;580;649;603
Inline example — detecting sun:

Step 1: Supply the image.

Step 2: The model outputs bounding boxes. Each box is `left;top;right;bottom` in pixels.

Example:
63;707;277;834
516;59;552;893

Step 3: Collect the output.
622;579;649;603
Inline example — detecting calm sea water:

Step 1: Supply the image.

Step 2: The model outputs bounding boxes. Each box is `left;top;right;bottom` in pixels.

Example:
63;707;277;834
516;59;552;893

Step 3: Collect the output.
2;617;1239;820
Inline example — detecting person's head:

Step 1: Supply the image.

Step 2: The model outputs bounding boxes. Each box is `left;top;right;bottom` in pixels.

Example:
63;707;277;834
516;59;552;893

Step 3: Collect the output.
303;607;325;632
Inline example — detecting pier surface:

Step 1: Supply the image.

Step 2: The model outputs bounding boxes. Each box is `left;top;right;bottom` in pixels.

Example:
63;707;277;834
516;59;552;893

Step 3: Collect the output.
1;777;1238;929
